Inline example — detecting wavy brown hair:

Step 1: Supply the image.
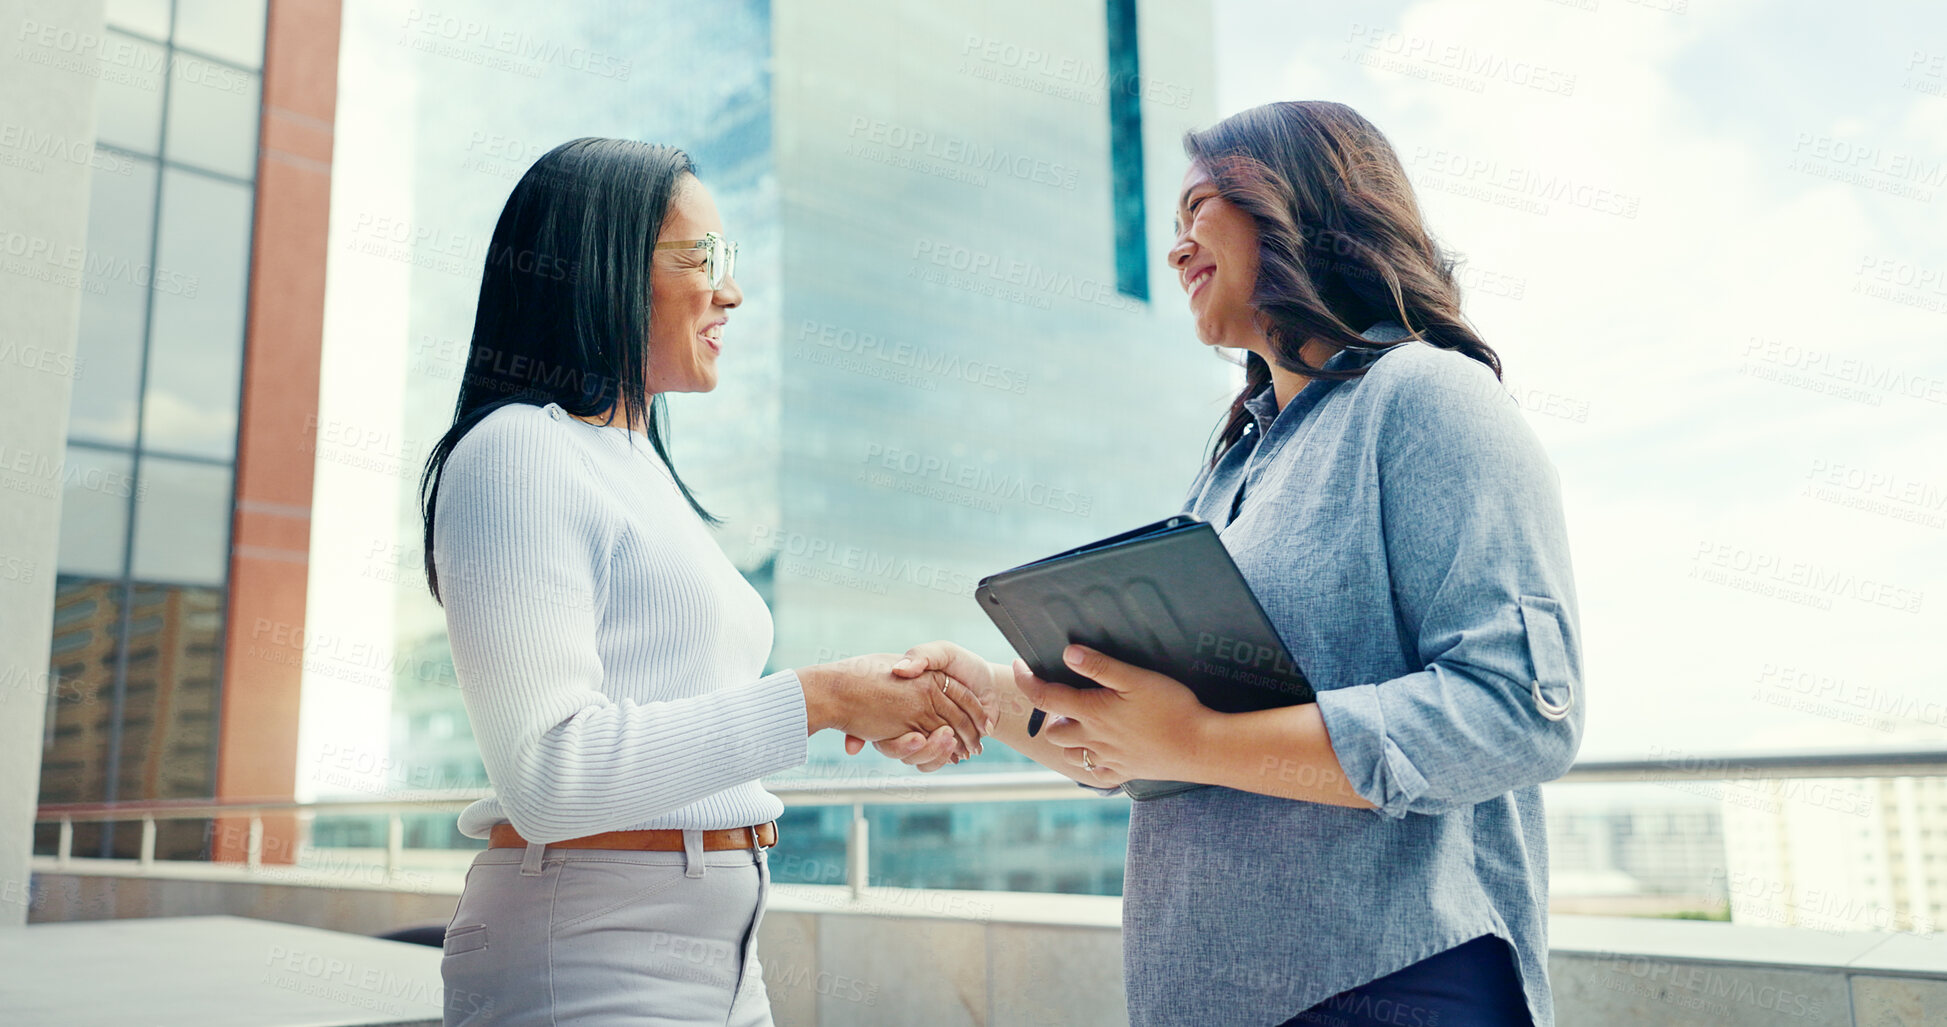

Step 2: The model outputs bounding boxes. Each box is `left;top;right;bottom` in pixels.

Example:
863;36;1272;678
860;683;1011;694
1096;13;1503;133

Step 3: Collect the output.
1184;101;1501;462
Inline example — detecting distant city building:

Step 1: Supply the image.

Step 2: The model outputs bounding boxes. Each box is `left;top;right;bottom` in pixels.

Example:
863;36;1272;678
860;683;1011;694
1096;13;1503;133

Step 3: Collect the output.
759;0;1221;895
1544;784;1729;917
1722;776;1942;934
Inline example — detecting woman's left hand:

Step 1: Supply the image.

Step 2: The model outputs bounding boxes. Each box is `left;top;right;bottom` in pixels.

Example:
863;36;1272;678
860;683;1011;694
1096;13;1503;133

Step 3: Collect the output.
1027;644;1217;786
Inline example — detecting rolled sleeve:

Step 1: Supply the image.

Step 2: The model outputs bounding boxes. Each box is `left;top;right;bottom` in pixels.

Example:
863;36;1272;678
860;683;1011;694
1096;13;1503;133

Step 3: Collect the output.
1316;683;1433;818
1317;355;1585;818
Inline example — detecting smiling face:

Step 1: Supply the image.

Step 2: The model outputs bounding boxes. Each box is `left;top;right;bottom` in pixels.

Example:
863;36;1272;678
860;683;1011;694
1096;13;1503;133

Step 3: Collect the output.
647;174;742;394
1167;161;1265;354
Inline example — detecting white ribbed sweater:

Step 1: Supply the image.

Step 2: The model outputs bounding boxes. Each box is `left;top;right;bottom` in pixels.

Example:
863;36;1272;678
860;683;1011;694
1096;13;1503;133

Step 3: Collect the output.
432;400;808;842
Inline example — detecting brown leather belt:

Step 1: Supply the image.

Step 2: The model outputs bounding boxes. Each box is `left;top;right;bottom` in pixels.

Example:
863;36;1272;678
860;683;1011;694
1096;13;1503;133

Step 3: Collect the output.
489;821;777;852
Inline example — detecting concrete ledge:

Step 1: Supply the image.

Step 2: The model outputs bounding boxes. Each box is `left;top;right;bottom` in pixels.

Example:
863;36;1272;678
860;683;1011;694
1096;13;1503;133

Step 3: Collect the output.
1553;912;1947;977
1547;914;1947;1026
0;915;444;1026
29;862;464;937
28;869;1947;1026
767;882;1123;928
762;886;1126;1026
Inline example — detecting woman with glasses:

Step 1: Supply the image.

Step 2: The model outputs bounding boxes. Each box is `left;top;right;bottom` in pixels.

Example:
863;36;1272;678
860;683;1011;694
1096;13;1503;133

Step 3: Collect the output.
419;137;992;1027
886;102;1583;1027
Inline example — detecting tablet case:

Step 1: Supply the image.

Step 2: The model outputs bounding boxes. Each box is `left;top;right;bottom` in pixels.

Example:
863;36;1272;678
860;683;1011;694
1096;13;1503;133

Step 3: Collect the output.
975;516;1314;800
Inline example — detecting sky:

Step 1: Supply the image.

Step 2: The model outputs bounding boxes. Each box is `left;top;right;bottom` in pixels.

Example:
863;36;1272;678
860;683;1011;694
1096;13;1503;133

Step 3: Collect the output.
1212;0;1947;758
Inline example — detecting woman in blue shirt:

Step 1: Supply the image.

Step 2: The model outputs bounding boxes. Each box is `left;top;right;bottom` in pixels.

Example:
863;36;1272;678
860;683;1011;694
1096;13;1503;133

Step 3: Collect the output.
875;101;1584;1026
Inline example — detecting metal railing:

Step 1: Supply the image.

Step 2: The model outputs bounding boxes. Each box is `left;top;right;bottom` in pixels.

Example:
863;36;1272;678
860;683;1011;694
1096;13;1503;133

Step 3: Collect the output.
34;750;1947;897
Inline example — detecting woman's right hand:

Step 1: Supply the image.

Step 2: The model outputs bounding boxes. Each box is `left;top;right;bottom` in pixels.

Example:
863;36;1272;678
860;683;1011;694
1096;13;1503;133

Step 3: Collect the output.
853;641;1011;772
798;653;994;759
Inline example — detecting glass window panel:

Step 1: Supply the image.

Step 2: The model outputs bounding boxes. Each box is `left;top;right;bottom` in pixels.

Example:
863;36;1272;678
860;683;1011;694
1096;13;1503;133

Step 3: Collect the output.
104;0;170;39
93;30;165;154
142;169;252;459
38;576;127;806
69;156;157;446
164;56;260;178
130;457;232;586
55;445;136;578
172;0;267;69
117;582;223;810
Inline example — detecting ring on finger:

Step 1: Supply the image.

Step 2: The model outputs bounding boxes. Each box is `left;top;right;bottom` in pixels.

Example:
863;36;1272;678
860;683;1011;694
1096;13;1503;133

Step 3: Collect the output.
1080;748;1096;771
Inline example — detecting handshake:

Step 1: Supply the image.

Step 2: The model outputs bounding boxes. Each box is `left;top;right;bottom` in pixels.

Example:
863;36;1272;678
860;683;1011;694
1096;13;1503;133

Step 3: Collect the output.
798;641;1016;773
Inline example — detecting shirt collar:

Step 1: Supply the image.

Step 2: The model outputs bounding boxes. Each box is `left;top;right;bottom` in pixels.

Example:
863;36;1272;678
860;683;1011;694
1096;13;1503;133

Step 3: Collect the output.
1241;321;1413;435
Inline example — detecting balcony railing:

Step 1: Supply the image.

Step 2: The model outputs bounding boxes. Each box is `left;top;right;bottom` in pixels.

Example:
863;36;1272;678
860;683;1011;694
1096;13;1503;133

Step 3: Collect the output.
33;749;1947;899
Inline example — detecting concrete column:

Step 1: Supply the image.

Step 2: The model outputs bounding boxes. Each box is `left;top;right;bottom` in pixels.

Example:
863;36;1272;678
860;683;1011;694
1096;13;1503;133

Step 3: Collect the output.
0;0;107;927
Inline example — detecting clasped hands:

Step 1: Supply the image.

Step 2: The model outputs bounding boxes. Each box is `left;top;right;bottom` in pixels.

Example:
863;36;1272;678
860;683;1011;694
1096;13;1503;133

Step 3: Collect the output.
798;651;995;760
822;641;1219;786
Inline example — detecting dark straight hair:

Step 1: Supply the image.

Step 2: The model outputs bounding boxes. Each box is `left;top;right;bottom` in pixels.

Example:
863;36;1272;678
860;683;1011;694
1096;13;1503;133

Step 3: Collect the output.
419;137;716;605
1183;102;1502;464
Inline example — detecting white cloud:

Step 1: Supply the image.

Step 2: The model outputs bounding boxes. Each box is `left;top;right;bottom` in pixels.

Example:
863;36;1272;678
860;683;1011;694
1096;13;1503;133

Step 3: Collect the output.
1218;0;1947;757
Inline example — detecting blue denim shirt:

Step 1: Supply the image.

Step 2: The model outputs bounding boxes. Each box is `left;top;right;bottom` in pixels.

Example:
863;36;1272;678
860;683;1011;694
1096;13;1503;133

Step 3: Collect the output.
1118;325;1584;1026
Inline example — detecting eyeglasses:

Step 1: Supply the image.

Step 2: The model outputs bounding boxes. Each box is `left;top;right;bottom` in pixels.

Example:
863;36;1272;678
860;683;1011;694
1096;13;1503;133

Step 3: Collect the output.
654;231;738;290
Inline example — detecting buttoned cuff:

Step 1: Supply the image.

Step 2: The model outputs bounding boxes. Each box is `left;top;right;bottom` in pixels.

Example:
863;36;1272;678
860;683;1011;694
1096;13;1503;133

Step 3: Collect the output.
1315;683;1428;819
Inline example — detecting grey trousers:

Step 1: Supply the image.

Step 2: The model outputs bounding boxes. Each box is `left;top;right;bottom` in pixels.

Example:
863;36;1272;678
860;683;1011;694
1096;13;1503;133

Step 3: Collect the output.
441;829;774;1026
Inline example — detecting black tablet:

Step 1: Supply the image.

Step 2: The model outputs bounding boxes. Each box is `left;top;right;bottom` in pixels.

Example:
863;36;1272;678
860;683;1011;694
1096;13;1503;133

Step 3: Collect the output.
976;516;1314;799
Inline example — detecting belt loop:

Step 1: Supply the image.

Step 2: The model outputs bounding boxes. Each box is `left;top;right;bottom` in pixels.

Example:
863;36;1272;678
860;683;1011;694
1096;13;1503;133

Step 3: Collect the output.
519;840;546;877
683;828;705;878
749;823;766;864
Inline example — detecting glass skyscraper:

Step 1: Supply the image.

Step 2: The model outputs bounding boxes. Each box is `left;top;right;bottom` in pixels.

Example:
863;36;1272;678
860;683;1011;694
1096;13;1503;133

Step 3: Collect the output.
759;0;1222;893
